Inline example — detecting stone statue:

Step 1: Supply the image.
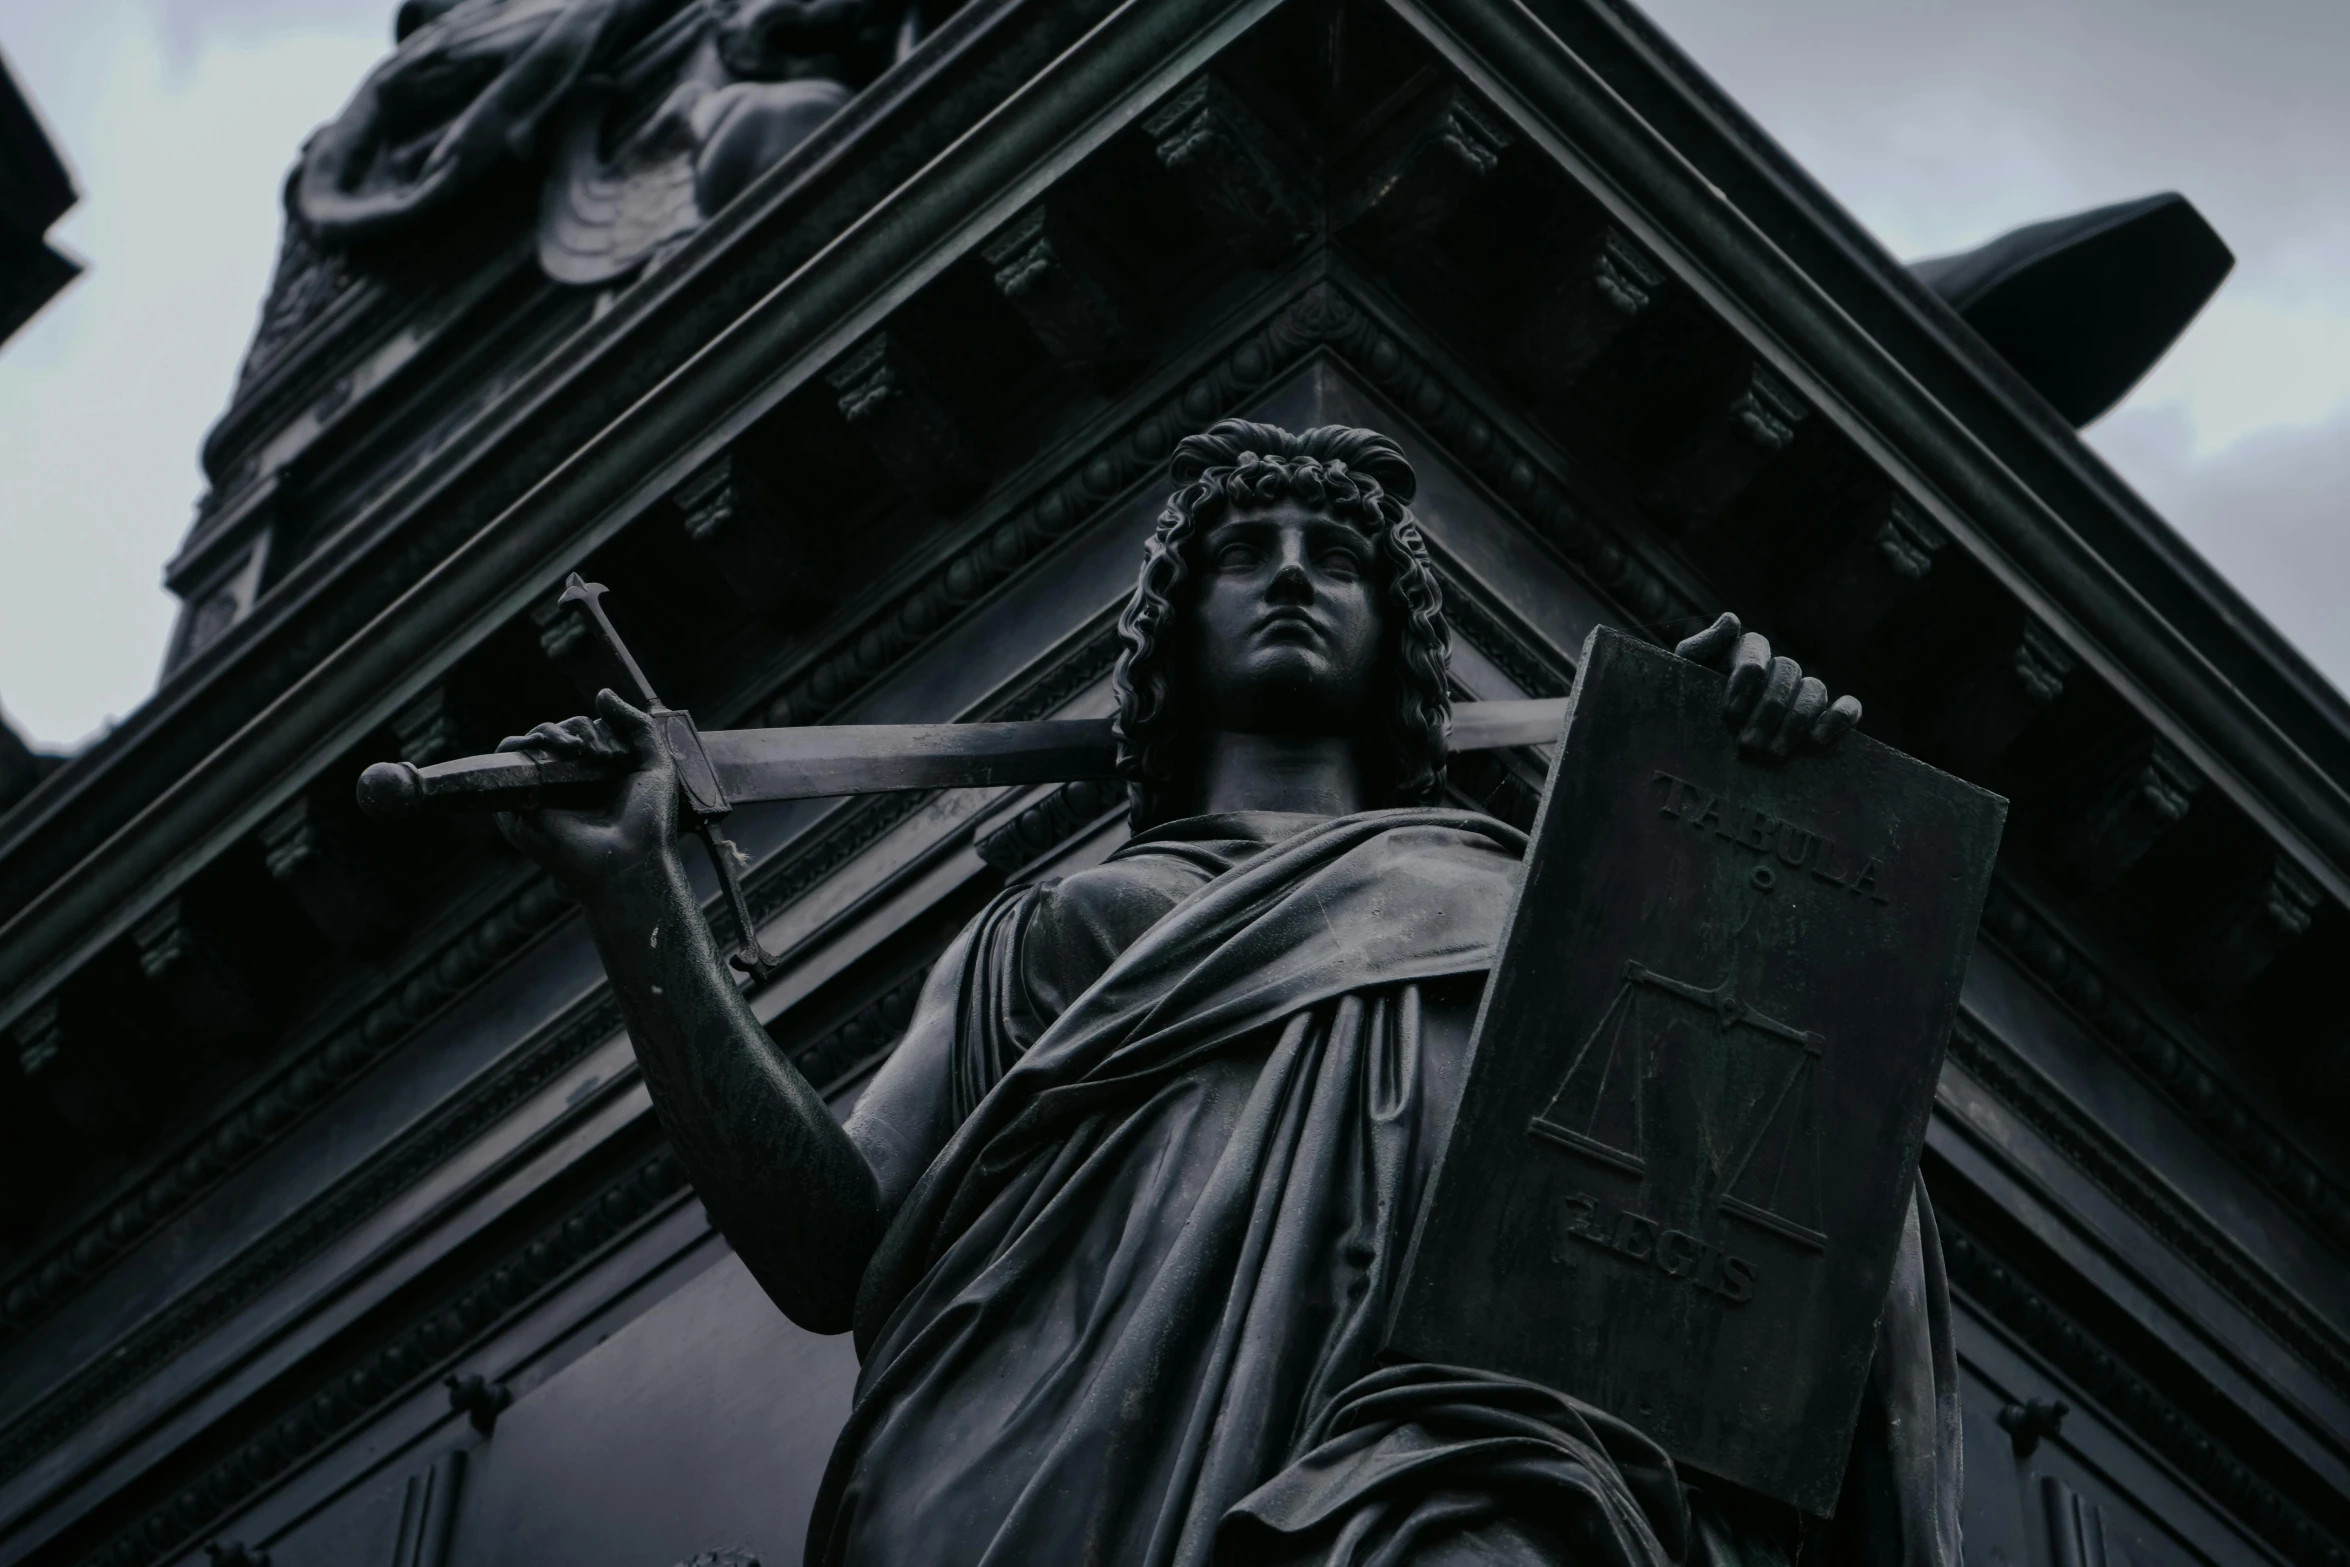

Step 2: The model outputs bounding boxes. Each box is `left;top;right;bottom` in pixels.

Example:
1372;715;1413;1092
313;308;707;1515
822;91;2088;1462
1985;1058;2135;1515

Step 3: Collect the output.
497;421;1958;1566
297;0;675;244
297;0;926;280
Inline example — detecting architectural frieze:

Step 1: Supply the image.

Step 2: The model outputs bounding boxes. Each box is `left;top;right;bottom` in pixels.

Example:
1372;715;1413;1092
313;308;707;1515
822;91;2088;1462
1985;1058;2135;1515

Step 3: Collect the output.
1978;883;2350;1254
1942;1218;2345;1567
82;1143;691;1567
1944;1017;2350;1396
0;876;574;1350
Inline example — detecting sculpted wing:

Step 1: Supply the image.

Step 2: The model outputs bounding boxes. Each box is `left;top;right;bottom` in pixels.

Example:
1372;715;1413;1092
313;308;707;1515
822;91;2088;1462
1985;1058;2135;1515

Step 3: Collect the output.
537;81;706;285
298;0;673;242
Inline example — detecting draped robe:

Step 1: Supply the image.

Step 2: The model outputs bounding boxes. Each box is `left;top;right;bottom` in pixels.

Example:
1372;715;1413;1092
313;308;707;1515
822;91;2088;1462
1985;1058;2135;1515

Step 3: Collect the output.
810;810;1961;1566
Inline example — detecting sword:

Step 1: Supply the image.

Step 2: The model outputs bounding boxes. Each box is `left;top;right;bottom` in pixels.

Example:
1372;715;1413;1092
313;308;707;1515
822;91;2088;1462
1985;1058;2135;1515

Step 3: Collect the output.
356;577;1568;972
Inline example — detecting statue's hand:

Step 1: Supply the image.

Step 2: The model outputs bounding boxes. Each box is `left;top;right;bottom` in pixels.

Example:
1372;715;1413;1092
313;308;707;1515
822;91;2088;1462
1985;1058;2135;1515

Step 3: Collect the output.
495;689;681;902
1673;613;1861;756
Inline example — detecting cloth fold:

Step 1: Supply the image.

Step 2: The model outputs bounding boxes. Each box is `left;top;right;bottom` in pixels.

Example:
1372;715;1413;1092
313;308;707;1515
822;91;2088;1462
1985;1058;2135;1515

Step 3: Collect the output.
807;808;1959;1567
1218;1362;1688;1567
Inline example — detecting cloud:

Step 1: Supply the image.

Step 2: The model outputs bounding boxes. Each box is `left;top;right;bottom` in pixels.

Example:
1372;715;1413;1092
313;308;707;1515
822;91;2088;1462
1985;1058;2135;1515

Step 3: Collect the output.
0;0;2341;744
2090;405;2350;689
0;0;386;747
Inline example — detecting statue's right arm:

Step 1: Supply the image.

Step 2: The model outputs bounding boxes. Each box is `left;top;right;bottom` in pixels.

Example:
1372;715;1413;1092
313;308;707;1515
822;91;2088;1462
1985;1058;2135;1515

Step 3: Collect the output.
498;693;962;1335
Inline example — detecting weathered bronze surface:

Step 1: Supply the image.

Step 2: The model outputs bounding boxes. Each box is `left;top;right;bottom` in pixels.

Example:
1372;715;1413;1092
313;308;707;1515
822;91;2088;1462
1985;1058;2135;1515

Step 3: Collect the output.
1393;626;2005;1516
472;421;1973;1563
8;0;2335;1557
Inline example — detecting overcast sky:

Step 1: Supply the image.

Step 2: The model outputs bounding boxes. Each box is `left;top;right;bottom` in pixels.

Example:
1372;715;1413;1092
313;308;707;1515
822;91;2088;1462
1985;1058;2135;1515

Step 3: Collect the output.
0;0;2344;748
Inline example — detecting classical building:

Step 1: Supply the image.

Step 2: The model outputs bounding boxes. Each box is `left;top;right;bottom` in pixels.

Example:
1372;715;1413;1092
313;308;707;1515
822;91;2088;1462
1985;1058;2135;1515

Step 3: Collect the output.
0;2;2340;1565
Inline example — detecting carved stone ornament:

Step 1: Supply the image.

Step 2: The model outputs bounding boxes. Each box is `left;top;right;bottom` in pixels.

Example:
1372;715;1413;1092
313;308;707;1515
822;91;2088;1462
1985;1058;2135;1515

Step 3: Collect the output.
293;0;933;287
1142;73;1308;260
980;205;1145;373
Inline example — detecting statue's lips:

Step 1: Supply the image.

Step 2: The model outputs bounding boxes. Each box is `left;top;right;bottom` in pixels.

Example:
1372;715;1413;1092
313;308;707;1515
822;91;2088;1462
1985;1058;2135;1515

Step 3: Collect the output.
1249;609;1328;646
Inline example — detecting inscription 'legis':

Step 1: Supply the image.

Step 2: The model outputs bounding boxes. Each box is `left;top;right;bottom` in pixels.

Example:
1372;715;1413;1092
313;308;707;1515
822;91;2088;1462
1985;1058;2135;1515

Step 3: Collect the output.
1552;1192;1758;1305
1651;771;1890;904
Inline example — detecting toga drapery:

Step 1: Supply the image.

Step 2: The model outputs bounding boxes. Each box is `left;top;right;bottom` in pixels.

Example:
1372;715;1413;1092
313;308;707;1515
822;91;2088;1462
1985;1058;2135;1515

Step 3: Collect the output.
809;809;1961;1566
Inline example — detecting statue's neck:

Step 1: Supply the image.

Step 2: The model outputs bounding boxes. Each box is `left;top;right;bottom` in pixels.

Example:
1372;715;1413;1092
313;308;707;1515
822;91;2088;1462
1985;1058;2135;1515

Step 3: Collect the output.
1194;731;1368;818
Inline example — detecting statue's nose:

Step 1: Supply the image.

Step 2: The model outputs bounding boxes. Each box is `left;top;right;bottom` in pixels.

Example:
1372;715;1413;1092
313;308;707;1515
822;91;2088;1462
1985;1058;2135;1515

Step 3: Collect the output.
1268;562;1313;602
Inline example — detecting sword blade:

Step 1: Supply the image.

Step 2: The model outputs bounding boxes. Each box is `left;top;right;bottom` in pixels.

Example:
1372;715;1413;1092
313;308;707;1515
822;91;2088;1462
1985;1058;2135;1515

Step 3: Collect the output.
704;698;1568;802
1447;697;1568;753
703;718;1123;801
355;699;1571;819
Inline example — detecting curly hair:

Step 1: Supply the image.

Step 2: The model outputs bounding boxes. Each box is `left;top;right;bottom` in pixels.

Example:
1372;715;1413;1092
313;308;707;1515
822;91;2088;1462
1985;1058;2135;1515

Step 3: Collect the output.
1111;419;1451;828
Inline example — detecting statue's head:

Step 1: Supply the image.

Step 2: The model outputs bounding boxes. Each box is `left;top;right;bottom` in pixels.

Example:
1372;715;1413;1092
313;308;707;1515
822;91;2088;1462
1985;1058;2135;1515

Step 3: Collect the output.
1113;419;1451;827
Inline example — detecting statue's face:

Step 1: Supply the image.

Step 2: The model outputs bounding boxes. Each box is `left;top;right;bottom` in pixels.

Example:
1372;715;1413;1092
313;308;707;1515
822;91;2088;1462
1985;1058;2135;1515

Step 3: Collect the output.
1184;501;1386;735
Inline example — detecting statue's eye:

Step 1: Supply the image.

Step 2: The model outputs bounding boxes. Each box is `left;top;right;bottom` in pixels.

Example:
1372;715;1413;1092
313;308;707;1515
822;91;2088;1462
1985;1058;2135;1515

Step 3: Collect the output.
1214;543;1260;570
1318;548;1365;578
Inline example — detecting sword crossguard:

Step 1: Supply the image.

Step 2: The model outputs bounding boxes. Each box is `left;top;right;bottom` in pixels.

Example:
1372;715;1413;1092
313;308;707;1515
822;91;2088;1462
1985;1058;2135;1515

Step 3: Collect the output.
560;573;664;712
555;574;787;985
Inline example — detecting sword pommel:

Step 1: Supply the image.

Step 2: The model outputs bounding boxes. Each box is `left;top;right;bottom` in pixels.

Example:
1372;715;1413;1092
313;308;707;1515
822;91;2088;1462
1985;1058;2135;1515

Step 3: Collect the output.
356;761;420;820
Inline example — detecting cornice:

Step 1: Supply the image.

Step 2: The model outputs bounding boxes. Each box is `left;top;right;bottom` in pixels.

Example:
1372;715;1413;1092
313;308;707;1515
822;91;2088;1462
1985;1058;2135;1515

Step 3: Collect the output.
1944;1016;2350;1397
1942;1217;2346;1567
1977;883;2350;1255
80;1142;693;1567
1539;0;2350;844
0;557;1126;1491
1398;0;2350;913
0;875;576;1348
0;0;1174;1020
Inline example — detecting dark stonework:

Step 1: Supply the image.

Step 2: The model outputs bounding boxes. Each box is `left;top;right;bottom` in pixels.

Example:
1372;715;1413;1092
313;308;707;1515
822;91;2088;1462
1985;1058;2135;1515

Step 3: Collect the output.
1;2;2342;1565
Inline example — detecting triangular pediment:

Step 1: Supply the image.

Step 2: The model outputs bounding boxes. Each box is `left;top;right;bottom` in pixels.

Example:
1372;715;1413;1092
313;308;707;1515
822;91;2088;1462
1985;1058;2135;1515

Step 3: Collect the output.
3;7;2347;1566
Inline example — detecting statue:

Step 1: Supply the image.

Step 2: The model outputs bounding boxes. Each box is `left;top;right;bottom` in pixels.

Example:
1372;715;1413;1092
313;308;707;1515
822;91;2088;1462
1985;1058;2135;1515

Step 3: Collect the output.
296;0;931;281
496;421;1959;1565
297;0;675;245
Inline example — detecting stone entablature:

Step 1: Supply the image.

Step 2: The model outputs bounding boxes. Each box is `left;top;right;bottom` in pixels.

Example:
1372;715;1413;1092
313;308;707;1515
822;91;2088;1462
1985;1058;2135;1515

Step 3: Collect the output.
0;2;2342;1563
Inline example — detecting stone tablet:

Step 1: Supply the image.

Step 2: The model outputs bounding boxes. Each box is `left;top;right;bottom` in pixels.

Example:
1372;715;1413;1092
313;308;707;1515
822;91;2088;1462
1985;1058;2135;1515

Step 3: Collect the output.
1389;627;2005;1516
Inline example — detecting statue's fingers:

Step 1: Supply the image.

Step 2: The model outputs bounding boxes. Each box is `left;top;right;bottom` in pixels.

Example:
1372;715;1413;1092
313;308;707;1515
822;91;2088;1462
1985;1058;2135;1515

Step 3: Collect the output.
1772;677;1829;757
1811;694;1863;748
1739;656;1802;750
1723;632;1774;719
1674;612;1742;669
554;715;630;761
594;688;667;771
497;720;575;756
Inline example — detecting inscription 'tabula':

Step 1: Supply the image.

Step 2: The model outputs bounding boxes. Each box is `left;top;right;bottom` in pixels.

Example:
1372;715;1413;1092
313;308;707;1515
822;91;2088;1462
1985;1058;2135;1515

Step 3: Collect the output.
1390;629;2004;1517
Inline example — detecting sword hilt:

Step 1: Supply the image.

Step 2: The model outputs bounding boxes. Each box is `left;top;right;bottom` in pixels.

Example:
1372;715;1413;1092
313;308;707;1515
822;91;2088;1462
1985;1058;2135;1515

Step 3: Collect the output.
559;574;664;711
547;576;789;984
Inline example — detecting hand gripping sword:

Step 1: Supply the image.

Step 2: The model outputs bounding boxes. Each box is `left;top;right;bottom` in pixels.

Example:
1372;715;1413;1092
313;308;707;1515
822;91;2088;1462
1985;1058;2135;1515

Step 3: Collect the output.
358;576;1569;981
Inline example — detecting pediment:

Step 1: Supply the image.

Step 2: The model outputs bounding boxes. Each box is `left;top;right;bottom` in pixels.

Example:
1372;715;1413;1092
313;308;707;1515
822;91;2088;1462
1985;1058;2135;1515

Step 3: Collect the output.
3;6;2347;1563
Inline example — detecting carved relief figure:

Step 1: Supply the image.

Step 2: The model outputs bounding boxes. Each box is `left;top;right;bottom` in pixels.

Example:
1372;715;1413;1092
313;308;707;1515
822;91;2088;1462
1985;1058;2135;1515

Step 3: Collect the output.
296;0;934;279
297;0;676;243
539;0;917;281
497;421;1956;1565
